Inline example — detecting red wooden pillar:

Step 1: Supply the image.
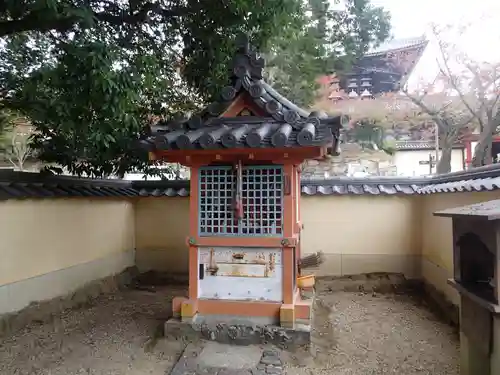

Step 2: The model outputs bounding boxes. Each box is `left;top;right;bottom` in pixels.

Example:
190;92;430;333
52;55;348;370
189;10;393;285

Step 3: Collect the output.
282;164;295;305
188;167;199;301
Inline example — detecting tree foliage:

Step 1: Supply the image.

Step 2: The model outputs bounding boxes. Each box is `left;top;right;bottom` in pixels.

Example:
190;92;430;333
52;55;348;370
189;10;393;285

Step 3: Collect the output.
264;0;391;107
0;0;391;177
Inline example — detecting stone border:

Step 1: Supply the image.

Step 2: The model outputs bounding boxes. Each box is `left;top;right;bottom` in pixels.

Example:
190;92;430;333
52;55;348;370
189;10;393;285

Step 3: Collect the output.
421;280;459;327
165;318;310;349
0;266;138;337
315;272;459;328
315;272;421;294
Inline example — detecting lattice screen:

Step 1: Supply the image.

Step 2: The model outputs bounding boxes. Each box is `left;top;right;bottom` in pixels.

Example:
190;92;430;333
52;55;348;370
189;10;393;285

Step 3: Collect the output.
199;165;283;236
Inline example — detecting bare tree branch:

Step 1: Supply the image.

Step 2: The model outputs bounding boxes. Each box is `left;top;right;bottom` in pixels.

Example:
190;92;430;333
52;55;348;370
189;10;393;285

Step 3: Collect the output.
434;31;481;124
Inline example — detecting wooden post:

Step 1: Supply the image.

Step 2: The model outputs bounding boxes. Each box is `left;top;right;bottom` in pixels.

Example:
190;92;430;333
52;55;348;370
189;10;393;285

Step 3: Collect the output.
418;153;436;175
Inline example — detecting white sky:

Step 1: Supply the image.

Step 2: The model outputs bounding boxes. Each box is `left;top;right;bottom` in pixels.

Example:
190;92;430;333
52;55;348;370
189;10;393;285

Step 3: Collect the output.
369;0;500;85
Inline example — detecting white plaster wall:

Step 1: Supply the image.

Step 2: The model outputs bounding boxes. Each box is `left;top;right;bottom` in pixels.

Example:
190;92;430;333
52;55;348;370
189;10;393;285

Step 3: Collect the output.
0;198;135;315
471;141;478;154
394;149;464;176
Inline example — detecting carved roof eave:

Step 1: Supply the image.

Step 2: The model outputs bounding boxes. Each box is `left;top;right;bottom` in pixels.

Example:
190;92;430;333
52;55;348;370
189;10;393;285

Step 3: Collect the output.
351;40;429;86
364;39;429;57
151;59;340;131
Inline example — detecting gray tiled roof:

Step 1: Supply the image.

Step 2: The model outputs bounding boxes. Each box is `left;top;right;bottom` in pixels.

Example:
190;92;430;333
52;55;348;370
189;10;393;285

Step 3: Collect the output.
0;171;139;200
4;163;500;200
395;141;464;151
366;36;428;56
132;177;424;197
140;34;344;154
300;178;423;195
134;180;190;197
419;164;500;194
130;164;500;197
418;177;500;194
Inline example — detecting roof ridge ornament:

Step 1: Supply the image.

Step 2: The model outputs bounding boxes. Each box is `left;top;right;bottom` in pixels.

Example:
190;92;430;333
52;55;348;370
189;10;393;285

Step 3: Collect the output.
235;33;250;54
231;33;265;82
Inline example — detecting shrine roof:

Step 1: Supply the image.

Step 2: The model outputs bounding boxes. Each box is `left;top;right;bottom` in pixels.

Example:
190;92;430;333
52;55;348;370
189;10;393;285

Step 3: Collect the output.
140;34;345;153
434;199;500;220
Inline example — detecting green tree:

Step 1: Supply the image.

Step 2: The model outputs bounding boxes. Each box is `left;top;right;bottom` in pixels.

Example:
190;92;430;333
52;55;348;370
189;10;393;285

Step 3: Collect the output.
0;110;14;143
0;0;391;177
1;0;303;177
264;0;391;107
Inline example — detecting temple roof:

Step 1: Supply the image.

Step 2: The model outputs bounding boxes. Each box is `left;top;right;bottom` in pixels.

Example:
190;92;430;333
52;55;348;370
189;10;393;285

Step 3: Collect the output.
341;36;428;92
366;36;428;57
140;34;345;153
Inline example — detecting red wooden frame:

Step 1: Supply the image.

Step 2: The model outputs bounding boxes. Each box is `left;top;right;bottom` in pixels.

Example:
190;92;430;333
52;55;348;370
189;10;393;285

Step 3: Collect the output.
152;92;313;323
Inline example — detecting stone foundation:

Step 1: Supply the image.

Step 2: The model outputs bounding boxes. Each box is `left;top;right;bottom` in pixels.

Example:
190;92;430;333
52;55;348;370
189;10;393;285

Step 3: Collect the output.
300;144;396;179
164;316;310;348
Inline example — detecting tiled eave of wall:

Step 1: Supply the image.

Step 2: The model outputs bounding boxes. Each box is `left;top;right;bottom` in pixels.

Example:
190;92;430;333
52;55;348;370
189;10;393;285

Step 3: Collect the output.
418;163;500;194
0;170;139;200
3;163;500;200
300;178;423;195
134;180;190;198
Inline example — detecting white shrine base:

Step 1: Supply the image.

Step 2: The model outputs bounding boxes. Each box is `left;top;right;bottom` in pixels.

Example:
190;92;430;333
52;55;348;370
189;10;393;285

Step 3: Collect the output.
197;247;283;302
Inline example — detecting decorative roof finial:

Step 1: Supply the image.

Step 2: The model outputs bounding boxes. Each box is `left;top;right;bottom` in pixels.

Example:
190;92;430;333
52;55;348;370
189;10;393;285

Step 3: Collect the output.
230;33;265;81
235;33;250;54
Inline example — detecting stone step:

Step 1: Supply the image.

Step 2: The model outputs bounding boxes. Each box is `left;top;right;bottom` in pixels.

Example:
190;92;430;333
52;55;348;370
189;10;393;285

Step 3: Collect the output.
169;342;284;375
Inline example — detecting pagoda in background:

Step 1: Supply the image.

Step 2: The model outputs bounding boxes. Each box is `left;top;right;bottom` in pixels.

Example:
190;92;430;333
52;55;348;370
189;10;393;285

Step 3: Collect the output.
319;36;429;102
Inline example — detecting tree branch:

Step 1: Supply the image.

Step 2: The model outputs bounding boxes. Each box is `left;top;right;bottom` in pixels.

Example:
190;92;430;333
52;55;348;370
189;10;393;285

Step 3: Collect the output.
0;13;79;37
436;44;481;124
0;2;178;38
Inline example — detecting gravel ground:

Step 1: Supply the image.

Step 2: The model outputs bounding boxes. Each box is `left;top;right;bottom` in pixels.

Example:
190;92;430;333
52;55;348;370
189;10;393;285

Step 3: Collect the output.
284;287;460;375
0;285;187;375
0;279;460;375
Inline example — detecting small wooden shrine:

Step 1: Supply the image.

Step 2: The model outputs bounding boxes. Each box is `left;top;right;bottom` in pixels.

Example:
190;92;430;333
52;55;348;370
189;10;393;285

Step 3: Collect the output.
435;200;500;375
140;34;344;330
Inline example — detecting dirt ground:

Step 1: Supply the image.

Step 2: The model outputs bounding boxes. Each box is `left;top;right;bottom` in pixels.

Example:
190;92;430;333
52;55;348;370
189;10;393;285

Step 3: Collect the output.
0;285;187;375
285;282;460;375
0;279;460;375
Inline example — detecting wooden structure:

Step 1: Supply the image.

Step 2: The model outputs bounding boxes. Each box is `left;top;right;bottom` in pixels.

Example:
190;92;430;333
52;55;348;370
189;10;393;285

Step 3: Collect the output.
435;200;500;375
319;36;428;102
140;34;344;329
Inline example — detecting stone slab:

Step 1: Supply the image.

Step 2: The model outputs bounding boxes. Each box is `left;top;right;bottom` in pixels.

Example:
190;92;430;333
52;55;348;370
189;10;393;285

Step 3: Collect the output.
164;317;310;348
169;341;283;375
197;342;262;369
